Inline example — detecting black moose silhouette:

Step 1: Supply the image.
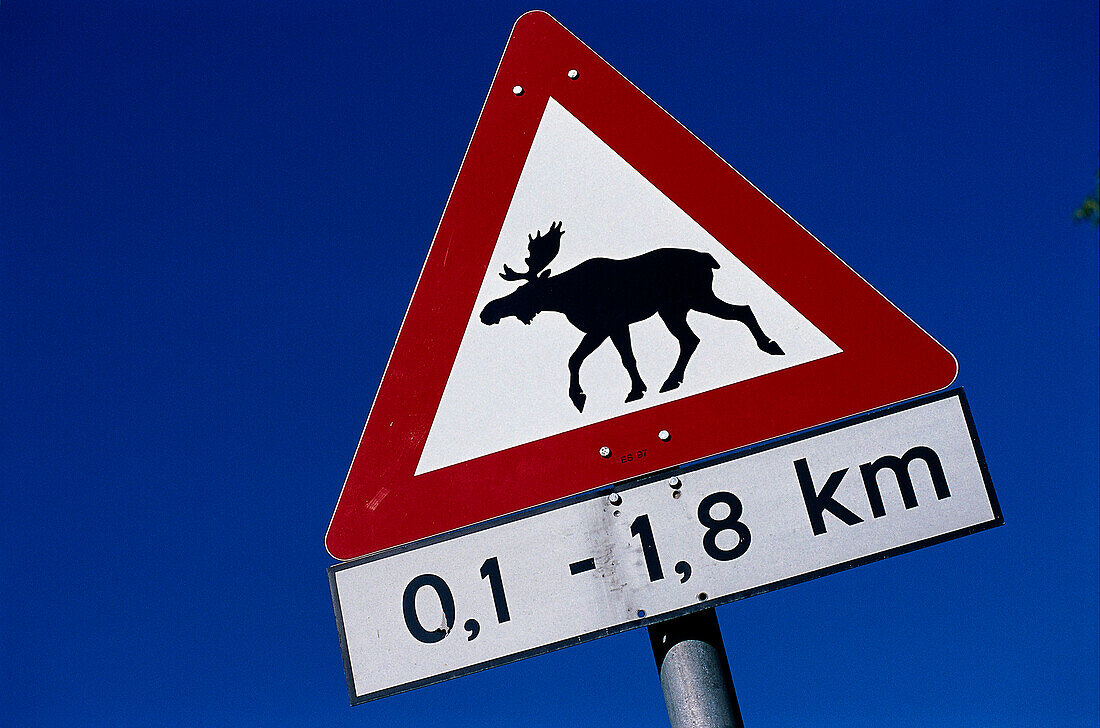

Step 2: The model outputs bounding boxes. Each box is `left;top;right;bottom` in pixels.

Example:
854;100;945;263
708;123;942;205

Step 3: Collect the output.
480;221;784;412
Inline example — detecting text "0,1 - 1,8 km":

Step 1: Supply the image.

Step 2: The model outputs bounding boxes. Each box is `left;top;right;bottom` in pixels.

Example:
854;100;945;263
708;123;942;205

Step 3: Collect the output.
330;391;1000;705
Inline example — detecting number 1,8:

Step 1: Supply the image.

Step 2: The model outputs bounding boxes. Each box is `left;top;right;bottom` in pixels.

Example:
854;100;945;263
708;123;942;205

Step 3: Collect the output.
628;491;752;583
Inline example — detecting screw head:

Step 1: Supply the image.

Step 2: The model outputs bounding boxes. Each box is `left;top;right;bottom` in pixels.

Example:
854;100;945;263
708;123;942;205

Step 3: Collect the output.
567;69;579;79
658;429;671;442
512;85;524;96
608;492;622;506
599;446;611;458
668;476;680;488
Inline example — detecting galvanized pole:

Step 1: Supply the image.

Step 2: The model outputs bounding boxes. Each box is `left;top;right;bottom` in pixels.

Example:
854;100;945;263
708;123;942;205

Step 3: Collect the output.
648;608;745;728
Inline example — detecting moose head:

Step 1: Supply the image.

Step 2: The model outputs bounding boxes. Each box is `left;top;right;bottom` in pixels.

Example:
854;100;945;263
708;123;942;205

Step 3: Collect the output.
480;222;563;326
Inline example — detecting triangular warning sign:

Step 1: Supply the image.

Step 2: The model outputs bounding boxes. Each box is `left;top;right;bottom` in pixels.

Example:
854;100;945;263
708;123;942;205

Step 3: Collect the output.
326;12;956;560
415;98;844;476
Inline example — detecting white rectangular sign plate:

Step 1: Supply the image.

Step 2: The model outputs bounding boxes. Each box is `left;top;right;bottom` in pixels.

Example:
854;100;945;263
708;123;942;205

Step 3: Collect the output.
330;389;999;704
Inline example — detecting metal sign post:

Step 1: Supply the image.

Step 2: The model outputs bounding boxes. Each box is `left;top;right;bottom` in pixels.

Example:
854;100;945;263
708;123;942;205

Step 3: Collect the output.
649;608;744;728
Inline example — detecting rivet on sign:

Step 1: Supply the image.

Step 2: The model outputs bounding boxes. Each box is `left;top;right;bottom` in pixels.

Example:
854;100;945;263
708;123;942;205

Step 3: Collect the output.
599;446;611;458
567;69;579;79
608;492;622;506
658;429;671;442
668;476;680;488
637;610;646;618
512;85;524;96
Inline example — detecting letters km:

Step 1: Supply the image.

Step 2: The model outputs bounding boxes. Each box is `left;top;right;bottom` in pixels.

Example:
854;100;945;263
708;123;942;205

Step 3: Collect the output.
796;446;953;535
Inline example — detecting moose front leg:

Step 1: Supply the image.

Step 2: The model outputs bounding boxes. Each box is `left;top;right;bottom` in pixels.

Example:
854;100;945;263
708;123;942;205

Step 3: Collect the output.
568;332;606;412
609;327;647;403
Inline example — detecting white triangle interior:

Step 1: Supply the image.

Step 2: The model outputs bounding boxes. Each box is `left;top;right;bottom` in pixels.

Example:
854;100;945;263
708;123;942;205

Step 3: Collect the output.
415;98;841;475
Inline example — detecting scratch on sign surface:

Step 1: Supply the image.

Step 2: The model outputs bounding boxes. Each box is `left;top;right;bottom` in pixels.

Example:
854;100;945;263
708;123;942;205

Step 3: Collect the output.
366;488;390;511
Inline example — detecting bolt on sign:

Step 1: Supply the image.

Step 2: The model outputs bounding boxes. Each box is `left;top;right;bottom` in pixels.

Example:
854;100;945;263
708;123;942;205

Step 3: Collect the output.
326;12;1001;705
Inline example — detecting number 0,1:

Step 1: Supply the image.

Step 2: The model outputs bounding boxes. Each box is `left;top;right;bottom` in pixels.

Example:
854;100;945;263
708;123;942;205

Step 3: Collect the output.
480;557;511;623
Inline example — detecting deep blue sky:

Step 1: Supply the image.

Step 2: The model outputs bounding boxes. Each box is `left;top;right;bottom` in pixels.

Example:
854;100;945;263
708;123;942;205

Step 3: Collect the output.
3;2;1097;726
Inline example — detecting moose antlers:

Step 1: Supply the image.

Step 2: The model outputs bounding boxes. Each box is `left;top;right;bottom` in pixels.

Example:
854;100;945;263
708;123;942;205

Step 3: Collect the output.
501;221;563;281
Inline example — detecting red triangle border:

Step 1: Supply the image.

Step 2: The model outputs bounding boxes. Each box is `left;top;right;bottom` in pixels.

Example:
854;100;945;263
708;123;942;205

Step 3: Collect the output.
326;12;956;561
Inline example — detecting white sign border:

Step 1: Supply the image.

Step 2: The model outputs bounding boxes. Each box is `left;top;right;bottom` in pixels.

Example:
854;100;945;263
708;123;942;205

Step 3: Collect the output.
328;388;1000;705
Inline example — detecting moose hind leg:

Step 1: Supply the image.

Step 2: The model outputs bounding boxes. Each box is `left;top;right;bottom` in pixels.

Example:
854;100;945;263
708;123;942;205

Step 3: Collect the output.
696;296;784;355
658;311;700;393
568;332;606;413
609;328;647;403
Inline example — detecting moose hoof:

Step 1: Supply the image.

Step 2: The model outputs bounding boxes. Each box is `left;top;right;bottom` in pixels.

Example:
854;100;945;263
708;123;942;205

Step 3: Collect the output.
760;339;784;355
569;391;586;413
659;378;682;393
625;388;645;404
